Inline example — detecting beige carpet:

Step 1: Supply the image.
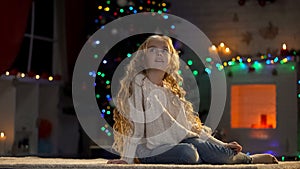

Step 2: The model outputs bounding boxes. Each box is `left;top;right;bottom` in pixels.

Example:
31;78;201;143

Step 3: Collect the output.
0;157;300;169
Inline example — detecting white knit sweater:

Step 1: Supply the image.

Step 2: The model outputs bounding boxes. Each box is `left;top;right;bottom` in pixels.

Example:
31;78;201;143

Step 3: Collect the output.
121;74;226;163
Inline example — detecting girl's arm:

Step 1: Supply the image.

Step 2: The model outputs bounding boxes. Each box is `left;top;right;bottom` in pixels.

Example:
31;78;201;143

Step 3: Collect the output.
198;126;242;153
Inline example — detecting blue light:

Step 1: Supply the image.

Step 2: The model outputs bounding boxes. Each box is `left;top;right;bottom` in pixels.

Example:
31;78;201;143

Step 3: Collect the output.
206;57;212;62
95;40;100;45
95;19;99;23
274;57;279;63
133;10;137;14
266;60;271;64
264;150;276;156
103;60;107;64
129;6;133;10
100;26;105;29
102;109;106;113
93;82;96;87
170;25;175;29
89;72;93;76
106;95;111;99
298;80;300;84
205;68;211;74
239;63;247;69
239;58;243;63
163;15;168;19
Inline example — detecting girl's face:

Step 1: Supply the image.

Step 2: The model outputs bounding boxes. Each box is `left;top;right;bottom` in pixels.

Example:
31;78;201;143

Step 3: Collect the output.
144;38;171;72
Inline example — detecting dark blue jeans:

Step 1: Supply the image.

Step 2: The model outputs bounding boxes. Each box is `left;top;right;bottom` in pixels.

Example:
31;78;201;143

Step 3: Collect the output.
137;137;252;164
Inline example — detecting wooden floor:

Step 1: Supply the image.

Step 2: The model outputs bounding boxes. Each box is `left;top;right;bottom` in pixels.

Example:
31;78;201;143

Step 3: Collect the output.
1;157;300;169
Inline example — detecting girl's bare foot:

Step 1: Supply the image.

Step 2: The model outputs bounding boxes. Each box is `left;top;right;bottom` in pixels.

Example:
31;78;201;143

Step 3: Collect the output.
250;154;279;164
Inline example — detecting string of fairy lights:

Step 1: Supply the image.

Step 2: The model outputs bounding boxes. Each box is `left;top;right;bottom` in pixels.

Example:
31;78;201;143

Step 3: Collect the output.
204;42;298;72
94;0;170;29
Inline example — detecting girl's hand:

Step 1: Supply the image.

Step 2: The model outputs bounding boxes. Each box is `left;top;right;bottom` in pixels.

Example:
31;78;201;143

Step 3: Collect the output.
107;159;128;164
226;141;242;153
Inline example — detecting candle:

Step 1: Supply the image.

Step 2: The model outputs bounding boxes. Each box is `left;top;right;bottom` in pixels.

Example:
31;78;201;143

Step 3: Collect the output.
0;131;6;155
0;132;6;140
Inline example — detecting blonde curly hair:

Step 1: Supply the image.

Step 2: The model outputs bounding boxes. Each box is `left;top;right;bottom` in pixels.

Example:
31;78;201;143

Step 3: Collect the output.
112;35;202;157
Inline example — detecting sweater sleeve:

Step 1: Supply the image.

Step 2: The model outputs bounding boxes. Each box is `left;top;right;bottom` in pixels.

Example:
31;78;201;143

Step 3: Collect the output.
120;75;145;164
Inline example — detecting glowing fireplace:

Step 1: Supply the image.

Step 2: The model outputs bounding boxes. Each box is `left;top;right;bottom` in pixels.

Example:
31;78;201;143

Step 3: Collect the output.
231;84;276;129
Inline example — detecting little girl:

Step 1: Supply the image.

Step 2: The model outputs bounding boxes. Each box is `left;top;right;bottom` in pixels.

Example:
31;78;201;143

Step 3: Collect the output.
107;35;278;164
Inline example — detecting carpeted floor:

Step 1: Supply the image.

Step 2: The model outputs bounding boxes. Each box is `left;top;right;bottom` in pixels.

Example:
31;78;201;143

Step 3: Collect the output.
0;157;300;169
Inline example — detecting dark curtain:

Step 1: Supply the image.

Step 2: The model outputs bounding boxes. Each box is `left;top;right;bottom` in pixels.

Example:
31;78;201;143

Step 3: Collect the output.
0;0;32;74
65;0;87;81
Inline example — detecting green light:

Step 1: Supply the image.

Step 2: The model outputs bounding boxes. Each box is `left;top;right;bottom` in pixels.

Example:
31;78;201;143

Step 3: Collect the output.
291;66;295;70
298;94;300;98
187;60;193;66
101;127;105;131
107;132;112;136
157;10;162;14
97;72;102;76
293;51;297;55
178;70;182;75
253;62;262;70
96;94;100;99
120;9;124;13
106;0;110;4
163;8;167;12
101;73;105;77
281;156;285;161
206;57;212;62
193;70;198;76
127;53;132;57
107;111;111;115
94;54;99;59
106;80;110;85
151;9;155;12
228;61;235;66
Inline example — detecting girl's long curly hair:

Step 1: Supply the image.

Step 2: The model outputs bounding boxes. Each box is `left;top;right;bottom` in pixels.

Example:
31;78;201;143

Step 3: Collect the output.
112;35;202;157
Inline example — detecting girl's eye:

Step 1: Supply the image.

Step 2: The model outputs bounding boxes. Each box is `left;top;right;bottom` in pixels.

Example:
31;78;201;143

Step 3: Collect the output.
149;48;155;53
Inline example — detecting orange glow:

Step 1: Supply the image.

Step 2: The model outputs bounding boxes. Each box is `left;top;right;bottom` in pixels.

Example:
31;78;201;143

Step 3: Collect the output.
211;45;217;51
231;84;276;129
220;42;225;47
282;43;287;50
